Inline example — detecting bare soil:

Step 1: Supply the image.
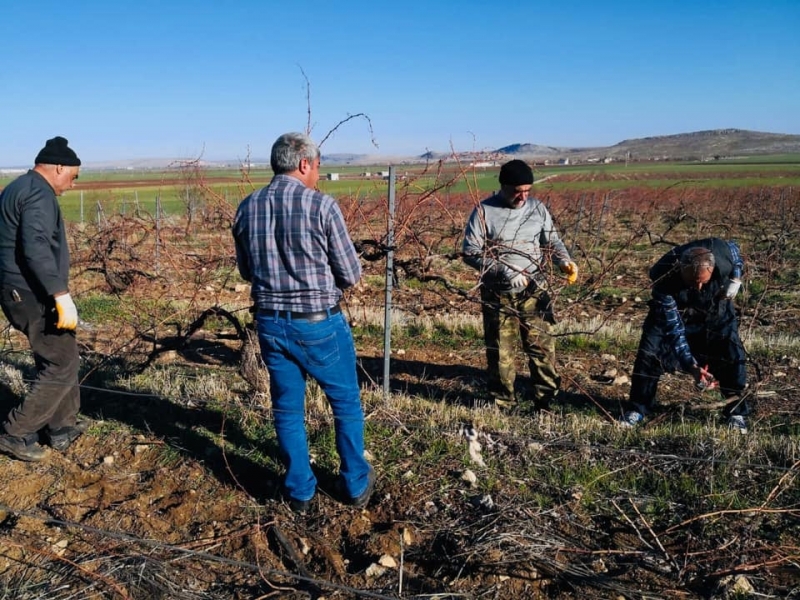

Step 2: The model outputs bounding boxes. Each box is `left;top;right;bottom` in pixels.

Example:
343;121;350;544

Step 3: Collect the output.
0;280;797;599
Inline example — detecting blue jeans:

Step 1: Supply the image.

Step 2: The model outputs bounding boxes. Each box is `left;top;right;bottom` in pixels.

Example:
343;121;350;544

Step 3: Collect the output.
256;310;371;502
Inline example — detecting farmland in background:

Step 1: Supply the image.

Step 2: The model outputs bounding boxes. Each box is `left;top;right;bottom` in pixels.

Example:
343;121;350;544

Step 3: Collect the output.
0;156;798;599
4;155;800;221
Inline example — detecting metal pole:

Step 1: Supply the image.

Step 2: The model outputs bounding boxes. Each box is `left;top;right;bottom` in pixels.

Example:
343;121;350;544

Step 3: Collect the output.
155;194;161;271
382;166;396;400
570;193;585;256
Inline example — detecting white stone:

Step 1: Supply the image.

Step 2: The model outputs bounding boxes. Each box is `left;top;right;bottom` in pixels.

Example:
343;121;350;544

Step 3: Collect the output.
461;469;477;484
52;539;69;556
732;574;754;593
378;555;397;568
402;528;414;546
365;563;386;578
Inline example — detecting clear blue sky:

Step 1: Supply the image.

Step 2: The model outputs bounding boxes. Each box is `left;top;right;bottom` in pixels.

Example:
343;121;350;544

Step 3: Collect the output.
1;0;798;166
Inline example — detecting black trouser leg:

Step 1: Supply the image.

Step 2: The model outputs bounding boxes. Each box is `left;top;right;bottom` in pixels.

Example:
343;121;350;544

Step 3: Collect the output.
628;322;667;412
690;331;748;416
1;287;80;437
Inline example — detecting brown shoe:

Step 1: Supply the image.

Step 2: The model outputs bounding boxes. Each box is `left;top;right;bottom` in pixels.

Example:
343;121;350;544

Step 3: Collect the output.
0;433;46;462
47;419;90;451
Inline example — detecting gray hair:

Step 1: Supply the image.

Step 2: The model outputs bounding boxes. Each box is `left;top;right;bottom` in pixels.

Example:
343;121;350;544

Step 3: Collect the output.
270;132;320;174
680;246;715;272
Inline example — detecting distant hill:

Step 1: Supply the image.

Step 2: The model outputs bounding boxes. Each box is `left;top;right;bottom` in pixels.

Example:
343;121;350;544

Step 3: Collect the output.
492;143;562;157
9;129;794;172
605;129;800;159
495;129;800;162
320;129;800;166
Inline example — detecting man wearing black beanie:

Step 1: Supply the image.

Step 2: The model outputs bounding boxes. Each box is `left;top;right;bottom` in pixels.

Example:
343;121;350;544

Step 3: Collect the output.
463;159;578;412
0;136;87;461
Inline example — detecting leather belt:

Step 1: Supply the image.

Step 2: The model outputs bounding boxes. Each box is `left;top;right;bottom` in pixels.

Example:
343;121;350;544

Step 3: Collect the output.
257;303;341;322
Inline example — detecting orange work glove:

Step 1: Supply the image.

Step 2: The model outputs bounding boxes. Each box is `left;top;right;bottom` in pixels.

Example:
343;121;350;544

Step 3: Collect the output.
560;261;578;285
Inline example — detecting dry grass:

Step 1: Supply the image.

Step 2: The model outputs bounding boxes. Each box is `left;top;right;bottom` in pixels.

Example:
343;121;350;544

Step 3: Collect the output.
1;181;798;598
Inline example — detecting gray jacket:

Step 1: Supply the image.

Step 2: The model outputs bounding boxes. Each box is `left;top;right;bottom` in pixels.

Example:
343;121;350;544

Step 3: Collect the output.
463;193;570;293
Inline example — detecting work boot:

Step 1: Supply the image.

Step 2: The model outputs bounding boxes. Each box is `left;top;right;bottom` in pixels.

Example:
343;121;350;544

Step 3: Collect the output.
47;419;90;451
349;467;376;508
0;433;47;462
619;403;648;428
285;494;314;515
727;415;748;435
492;394;518;413
337;466;376;508
531;393;556;412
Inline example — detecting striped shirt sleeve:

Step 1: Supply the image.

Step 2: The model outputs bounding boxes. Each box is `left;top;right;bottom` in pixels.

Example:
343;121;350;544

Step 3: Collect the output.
652;290;696;371
726;240;743;280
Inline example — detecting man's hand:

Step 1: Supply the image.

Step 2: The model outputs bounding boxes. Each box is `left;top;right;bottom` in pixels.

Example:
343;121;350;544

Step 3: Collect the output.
724;279;742;299
560;261;578;285
509;272;528;289
693;364;718;391
54;293;78;330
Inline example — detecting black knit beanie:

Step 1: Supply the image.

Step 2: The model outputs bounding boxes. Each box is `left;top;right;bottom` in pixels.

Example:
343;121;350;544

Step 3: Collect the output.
498;159;533;186
34;136;81;166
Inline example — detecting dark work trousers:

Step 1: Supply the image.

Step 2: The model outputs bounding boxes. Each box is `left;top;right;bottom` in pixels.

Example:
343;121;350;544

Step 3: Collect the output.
480;285;561;405
0;286;80;437
629;312;747;415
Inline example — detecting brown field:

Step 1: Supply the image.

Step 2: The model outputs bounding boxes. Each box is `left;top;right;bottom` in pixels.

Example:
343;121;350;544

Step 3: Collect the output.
73;176;270;191
0;170;798;599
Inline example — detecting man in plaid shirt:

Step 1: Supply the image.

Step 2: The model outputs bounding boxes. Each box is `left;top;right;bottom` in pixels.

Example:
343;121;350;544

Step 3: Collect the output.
233;132;374;513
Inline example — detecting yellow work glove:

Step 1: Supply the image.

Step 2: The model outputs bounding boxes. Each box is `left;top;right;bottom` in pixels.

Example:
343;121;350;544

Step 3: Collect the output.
54;293;78;330
560;261;578;285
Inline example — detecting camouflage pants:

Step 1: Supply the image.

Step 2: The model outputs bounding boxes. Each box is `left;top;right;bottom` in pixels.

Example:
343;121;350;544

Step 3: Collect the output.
480;285;561;407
